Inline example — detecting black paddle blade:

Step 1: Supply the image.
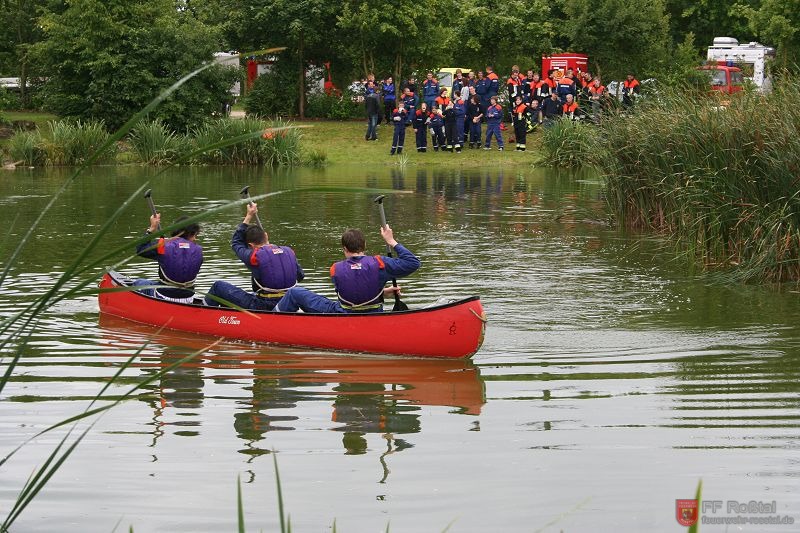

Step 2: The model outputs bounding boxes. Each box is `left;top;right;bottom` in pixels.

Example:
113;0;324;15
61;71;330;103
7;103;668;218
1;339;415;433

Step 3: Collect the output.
392;297;409;312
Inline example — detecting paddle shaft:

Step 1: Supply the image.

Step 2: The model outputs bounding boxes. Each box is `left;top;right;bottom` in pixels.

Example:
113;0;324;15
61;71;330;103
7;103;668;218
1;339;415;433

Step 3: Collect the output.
240;186;263;229
144;190;161;231
376;201;402;303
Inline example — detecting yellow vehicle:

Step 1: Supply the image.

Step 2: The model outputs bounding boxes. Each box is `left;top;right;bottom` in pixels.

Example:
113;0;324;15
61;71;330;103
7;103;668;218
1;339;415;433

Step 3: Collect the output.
436;68;472;98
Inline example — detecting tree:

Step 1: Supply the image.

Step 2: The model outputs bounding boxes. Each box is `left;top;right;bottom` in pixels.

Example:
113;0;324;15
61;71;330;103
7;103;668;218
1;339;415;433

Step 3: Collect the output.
735;0;800;66
0;0;59;107
227;0;342;118
664;0;756;52
337;0;456;84
456;0;556;74
34;0;238;130
556;0;671;80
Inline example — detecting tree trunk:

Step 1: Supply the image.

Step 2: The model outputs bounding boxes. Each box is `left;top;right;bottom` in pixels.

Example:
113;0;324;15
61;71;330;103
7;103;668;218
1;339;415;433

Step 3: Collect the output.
16;13;28;108
298;30;305;119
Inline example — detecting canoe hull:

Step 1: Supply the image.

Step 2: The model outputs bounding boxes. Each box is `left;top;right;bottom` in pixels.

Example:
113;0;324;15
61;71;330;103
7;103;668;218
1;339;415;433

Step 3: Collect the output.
98;272;486;359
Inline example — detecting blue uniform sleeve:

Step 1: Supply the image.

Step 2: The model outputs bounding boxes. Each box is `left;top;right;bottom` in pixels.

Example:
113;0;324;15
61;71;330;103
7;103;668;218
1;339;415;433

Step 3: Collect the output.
380;243;420;282
136;233;159;260
231;223;252;265
296;262;305;282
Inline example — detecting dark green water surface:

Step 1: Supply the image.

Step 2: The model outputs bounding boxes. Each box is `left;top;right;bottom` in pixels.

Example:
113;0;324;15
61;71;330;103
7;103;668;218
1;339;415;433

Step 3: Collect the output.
1;165;799;532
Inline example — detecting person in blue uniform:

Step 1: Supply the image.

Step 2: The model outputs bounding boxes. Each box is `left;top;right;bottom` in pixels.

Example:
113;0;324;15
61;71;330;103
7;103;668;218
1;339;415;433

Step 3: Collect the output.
401;87;417;125
275;225;420;314
412;102;429;152
453;95;467;152
205;203;304;310
422;71;439;110
134;213;203;304
390;101;408;155
428;105;445;151
475;70;489;111
483;95;504;150
381;76;396;125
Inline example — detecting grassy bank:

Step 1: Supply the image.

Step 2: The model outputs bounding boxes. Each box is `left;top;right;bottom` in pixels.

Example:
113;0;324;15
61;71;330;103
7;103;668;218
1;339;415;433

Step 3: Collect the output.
2;111;543;168
298;119;543;167
544;85;800;283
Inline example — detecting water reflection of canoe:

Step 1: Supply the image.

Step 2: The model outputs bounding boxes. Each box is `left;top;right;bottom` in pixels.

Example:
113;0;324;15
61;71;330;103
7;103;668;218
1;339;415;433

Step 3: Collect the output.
98;271;487;359
98;314;486;416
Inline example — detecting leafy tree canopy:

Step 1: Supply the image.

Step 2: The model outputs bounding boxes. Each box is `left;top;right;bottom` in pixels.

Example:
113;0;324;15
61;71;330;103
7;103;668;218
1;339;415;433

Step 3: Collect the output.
34;0;238;130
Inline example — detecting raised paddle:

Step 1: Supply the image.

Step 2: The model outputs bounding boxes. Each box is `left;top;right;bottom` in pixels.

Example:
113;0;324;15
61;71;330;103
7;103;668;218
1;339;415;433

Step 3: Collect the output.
239;185;263;229
143;188;161;230
373;195;409;311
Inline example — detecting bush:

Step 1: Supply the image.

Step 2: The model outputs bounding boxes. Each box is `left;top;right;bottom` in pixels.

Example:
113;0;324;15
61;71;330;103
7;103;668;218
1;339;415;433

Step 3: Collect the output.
244;68;298;117
306;92;361;120
129;120;191;165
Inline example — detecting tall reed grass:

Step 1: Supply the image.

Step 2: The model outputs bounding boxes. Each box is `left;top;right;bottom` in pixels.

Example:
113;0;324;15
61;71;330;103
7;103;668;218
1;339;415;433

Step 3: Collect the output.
190;117;302;166
600;85;800;282
128;119;191;165
45;119;115;165
7;130;47;166
540;117;603;168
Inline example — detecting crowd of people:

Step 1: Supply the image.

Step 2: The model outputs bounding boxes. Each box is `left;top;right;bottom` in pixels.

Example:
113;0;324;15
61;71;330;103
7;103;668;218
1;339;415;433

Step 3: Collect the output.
360;66;642;153
135;204;420;314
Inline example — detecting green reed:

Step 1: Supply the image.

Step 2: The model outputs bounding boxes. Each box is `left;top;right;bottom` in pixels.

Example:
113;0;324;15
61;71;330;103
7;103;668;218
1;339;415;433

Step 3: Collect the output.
599;84;800;283
540;117;603;168
129;119;191;165
6;130;46;166
45;119;115;165
190;117;302;166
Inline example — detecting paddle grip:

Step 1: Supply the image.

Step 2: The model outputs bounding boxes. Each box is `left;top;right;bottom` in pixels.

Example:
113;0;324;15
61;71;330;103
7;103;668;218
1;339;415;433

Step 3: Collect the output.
240;187;263;230
144;191;161;231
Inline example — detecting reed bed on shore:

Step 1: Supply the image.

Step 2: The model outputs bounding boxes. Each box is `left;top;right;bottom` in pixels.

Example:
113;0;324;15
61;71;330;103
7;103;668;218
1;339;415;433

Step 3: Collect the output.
600;85;800;282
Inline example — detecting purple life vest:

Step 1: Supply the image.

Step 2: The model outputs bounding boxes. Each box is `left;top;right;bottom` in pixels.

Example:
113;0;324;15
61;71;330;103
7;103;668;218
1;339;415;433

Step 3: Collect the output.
157;237;203;288
249;244;299;294
330;255;385;311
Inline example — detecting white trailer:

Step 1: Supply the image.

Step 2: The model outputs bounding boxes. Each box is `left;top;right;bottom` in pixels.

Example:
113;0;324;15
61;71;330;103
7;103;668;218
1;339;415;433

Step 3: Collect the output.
706;37;775;93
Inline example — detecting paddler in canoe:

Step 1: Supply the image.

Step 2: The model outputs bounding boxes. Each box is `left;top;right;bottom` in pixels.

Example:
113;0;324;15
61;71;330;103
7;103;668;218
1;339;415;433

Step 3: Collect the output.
204;202;305;311
274;225;420;314
133;212;203;304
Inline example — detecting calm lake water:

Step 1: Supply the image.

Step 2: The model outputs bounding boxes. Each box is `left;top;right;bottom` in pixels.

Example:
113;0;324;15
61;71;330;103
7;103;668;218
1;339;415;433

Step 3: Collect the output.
1;165;799;532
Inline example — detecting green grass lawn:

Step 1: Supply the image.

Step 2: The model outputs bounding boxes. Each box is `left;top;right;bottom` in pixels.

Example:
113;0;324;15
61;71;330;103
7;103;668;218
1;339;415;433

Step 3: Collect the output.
4;110;58;127
2;110;544;168
297;119;544;167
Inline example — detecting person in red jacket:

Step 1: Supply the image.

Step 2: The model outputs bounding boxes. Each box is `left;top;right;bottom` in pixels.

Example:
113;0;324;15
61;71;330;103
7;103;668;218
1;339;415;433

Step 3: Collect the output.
588;76;607;123
623;73;640;108
511;95;530;151
562;94;579;120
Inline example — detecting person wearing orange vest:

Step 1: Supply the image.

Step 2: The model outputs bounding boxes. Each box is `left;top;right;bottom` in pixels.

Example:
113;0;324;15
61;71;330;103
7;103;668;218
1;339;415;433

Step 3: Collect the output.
434;87;450;109
562;94;579;120
623;73;640;108
483;95;504;150
588;76;607;123
511;95;530;151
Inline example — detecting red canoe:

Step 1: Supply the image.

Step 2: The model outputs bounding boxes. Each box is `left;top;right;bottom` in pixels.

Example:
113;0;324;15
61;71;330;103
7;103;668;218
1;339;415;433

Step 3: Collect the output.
98;271;487;359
